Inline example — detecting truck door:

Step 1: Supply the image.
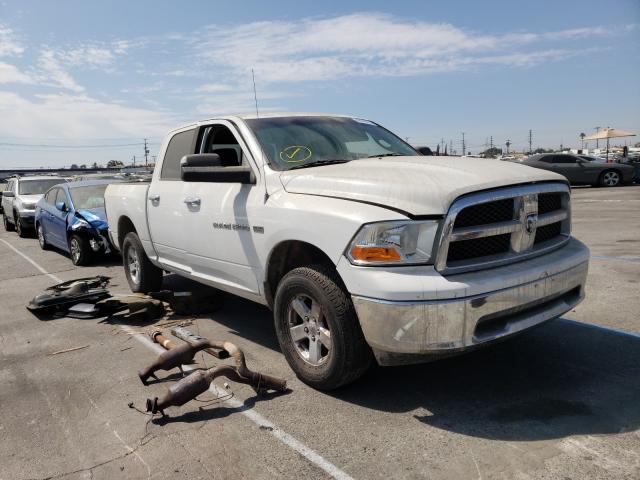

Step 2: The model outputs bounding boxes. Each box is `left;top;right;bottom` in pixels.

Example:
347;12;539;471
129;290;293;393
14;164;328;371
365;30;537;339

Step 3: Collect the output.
182;121;262;296
146;128;198;272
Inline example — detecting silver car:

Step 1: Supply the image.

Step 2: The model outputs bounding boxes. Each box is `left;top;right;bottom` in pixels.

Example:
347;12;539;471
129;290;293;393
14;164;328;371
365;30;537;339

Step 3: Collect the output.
1;175;67;237
511;153;635;187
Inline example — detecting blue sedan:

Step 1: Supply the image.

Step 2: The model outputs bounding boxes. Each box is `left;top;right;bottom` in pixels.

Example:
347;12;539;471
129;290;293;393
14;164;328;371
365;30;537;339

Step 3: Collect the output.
35;180;117;265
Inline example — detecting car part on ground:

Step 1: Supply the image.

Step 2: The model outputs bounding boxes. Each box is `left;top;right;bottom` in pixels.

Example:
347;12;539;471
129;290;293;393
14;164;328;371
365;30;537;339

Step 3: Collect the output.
145;334;287;415
170;326;230;360
150;289;223;315
27;276;112;315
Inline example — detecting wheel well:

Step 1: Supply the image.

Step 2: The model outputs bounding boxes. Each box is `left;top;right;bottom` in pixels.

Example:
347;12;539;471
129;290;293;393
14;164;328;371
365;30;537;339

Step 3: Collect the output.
117;216;137;249
265;241;338;309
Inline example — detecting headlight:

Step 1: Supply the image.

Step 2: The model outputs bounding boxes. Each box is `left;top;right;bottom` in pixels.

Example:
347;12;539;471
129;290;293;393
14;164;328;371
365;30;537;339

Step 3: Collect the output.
21;201;36;210
346;220;440;266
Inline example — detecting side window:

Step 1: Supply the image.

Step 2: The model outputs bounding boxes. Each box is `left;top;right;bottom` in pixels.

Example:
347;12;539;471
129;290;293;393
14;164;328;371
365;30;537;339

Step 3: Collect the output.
55;189;68;207
160;129;197;180
45;189;57;205
200;125;244;167
538;156;553;163
553;155;576;164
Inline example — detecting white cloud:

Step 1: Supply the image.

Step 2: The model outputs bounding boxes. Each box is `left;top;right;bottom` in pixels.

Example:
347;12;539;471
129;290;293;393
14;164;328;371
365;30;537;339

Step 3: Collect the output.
0;25;24;57
0;61;33;84
38;49;84;92
195;13;612;82
196;83;234;93
0;90;173;138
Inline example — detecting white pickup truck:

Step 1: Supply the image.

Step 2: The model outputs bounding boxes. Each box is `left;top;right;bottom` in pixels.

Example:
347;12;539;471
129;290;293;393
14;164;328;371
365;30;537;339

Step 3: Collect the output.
105;113;589;390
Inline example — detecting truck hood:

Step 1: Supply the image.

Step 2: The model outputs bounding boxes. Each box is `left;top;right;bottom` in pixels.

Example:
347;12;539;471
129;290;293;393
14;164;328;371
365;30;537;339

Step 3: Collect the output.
279;156;565;216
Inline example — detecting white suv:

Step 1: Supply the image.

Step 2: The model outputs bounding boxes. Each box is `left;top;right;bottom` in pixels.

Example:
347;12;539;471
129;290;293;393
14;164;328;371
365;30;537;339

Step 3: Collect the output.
2;175;67;237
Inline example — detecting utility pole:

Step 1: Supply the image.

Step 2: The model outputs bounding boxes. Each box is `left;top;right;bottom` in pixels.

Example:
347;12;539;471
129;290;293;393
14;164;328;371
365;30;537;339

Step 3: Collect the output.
528;129;533;154
449;139;453;156
461;132;466;157
143;138;149;166
132;155;136;167
490;136;494;150
594;126;601;149
505;139;511;154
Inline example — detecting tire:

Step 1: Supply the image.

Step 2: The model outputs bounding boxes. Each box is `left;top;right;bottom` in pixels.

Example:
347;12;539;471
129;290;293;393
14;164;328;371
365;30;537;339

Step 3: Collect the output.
122;231;163;293
14;213;29;238
36;223;49;250
3;213;14;232
599;170;621;187
69;234;92;266
274;265;372;390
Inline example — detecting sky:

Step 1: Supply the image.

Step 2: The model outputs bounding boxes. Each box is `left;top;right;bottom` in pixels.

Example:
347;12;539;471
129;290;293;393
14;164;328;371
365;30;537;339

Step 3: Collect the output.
0;0;638;168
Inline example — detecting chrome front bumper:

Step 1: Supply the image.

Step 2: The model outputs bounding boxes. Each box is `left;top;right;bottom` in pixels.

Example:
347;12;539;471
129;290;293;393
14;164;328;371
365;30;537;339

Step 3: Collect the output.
351;243;589;366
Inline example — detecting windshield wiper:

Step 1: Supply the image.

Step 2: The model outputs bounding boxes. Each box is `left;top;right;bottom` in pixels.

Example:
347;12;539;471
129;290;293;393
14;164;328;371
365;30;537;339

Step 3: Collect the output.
365;153;404;158
288;159;351;170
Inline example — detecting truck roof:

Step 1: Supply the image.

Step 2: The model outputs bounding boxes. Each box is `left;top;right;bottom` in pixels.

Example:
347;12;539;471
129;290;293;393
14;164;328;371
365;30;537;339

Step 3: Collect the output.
168;112;356;135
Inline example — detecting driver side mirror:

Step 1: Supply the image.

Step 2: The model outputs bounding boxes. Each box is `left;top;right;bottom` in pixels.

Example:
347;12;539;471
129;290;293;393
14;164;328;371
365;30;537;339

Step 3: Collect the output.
2;190;14;197
180;153;256;184
55;201;67;212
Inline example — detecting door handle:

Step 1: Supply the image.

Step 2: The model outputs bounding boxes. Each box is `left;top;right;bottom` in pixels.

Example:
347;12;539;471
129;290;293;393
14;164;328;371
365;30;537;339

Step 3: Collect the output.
148;194;160;203
183;197;201;206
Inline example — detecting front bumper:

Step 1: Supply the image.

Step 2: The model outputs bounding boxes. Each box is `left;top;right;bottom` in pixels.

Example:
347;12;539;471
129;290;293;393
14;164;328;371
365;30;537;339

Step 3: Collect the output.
16;210;35;225
346;238;589;365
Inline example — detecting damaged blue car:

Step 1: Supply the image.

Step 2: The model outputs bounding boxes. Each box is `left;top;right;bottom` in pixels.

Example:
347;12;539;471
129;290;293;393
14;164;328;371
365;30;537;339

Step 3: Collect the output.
35;180;120;265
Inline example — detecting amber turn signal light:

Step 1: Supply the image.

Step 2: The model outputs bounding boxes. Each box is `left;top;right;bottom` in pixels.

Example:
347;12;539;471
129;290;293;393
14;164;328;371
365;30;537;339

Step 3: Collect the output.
350;246;401;262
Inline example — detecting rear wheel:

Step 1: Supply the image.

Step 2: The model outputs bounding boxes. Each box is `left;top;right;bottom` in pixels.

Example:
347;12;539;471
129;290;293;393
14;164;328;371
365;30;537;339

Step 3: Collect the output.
69;234;92;266
122;231;163;293
599;170;621;187
37;223;49;250
3;213;14;232
274;265;372;390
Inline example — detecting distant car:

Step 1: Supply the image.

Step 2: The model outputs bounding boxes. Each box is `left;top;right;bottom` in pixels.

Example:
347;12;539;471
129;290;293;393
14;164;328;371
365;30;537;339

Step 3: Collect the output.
35;180;118;265
2;175;67;237
415;146;434;156
512;153;635;187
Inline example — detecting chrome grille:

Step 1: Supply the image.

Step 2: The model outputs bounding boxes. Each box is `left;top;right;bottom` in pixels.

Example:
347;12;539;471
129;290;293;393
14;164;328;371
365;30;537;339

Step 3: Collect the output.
435;183;571;275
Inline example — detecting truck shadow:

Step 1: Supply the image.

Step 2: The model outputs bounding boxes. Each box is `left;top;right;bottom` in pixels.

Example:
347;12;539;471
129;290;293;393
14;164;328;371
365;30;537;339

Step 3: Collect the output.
329;319;640;442
151;279;640;442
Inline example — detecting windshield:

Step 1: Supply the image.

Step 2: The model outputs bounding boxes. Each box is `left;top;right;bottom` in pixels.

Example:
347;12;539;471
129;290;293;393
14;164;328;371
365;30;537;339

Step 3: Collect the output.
245;116;417;170
19;179;65;195
69;184;108;210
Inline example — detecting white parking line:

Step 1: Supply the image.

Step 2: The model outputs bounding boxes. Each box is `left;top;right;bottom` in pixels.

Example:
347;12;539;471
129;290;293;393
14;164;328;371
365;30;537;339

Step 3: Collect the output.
0;237;354;480
0;238;62;282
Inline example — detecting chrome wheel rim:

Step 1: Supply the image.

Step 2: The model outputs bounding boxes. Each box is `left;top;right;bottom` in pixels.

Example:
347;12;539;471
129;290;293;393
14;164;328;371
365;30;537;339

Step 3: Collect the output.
37;226;45;247
603;172;619;186
70;238;81;263
127;247;141;285
287;294;331;366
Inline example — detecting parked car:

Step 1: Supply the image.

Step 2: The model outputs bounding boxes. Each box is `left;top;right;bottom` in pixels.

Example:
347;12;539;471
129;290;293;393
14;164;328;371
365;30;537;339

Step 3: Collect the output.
2;175;67;237
512;153;634;186
105;113;589;390
35;180;117;265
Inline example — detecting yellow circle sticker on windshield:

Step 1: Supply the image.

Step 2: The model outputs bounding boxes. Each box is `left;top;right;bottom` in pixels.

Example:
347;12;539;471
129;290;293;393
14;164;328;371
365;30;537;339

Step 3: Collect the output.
280;145;312;163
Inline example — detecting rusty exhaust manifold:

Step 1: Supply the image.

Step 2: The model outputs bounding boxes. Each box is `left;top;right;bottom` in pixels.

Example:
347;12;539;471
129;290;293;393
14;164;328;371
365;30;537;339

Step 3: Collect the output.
138;330;229;385
141;329;287;414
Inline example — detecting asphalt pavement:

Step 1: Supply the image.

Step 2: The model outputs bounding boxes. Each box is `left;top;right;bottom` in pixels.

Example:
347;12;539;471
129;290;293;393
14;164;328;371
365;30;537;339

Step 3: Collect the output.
1;186;639;479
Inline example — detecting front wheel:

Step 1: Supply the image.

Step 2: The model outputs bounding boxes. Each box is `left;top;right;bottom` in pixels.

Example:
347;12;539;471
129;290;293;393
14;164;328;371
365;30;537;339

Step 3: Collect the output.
69;234;92;266
122;232;163;293
599;170;621;187
15;214;28;238
274;266;372;390
37;223;49;250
